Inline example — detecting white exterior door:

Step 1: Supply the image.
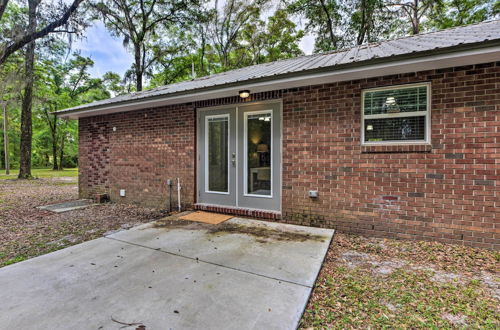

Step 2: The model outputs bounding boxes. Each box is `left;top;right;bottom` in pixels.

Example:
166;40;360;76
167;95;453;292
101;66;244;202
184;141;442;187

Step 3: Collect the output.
197;102;281;212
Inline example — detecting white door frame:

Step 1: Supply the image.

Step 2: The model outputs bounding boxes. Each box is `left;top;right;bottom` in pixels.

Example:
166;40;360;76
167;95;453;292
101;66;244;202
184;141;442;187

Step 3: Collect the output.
196;99;283;212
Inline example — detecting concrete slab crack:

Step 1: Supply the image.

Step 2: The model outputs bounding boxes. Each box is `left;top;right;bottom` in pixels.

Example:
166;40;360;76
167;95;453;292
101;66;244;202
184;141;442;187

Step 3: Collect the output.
105;236;313;288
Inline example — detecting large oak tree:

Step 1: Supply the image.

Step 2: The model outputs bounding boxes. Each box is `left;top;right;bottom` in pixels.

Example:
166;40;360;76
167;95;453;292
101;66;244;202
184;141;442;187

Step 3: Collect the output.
91;0;201;91
0;0;84;66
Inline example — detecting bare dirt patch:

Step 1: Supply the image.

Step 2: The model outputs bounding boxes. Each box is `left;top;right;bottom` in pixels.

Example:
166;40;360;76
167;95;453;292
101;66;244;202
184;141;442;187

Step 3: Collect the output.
0;178;165;267
441;313;468;327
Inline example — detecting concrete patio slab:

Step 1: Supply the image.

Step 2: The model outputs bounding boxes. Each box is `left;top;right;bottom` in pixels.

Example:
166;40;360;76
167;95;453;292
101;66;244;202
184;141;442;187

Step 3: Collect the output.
108;217;334;287
37;199;95;213
0;218;334;330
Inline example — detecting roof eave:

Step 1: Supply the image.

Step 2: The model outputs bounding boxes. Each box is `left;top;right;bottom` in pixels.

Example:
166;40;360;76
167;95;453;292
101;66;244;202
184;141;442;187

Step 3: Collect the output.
57;41;500;119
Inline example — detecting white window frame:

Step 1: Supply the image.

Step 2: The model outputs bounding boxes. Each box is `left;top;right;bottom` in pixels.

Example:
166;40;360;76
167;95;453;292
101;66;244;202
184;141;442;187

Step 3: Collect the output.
361;82;431;146
205;114;230;195
243;110;273;199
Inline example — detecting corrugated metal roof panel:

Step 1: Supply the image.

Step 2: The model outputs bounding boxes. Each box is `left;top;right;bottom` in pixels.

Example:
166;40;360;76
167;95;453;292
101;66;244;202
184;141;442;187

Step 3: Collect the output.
57;20;500;115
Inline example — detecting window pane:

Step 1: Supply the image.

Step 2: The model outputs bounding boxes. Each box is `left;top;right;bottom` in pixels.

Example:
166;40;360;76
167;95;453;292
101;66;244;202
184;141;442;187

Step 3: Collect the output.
207;117;228;192
247;113;271;196
364;86;427;115
365;116;425;142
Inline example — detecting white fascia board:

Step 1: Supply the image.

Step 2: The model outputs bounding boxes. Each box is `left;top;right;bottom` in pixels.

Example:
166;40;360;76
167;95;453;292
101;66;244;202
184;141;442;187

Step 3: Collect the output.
60;46;500;119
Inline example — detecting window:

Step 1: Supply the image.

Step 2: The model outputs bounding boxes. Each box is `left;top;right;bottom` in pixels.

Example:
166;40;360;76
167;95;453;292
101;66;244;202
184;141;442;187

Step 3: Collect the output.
362;83;430;144
206;115;229;193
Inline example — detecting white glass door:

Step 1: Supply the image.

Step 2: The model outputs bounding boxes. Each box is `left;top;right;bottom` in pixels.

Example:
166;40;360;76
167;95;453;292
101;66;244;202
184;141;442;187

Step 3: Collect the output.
197;102;281;212
198;108;236;207
237;103;281;211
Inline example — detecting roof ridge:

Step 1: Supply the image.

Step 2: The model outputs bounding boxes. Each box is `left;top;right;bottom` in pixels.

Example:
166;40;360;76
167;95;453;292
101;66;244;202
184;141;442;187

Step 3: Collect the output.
369;19;499;45
313;19;500;56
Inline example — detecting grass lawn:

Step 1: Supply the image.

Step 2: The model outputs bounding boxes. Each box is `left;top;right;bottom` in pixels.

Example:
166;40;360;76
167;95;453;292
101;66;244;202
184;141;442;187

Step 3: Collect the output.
300;234;500;329
0;168;78;180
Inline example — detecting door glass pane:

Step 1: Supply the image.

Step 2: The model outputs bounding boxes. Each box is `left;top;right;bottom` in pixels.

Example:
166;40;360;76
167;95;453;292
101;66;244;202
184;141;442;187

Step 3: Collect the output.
247;113;271;195
207;116;228;192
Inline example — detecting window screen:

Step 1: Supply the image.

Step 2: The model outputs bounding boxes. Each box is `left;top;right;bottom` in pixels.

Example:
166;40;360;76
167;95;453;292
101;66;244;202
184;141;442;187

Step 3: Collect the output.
362;84;429;143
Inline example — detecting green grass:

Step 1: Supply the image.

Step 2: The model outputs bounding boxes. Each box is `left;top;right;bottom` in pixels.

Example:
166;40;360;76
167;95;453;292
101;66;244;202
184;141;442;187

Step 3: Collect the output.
1;255;28;267
300;234;500;329
301;267;499;328
0;168;78;180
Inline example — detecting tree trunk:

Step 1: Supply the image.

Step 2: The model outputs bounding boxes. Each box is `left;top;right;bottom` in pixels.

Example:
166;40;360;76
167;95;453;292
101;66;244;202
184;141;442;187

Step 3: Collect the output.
58;132;65;170
18;0;38;179
412;0;419;34
357;0;366;45
2;102;9;175
51;115;58;170
319;0;337;49
200;30;206;74
134;44;143;91
52;133;58;170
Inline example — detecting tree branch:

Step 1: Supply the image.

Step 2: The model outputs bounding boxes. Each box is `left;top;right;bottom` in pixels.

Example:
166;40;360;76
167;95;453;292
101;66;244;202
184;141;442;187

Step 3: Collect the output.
52;29;78;34
319;0;337;48
0;0;84;66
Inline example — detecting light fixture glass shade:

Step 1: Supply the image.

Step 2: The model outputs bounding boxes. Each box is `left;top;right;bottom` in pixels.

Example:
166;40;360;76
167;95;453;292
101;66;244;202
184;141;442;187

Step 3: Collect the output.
385;96;396;105
385;96;400;113
239;90;250;98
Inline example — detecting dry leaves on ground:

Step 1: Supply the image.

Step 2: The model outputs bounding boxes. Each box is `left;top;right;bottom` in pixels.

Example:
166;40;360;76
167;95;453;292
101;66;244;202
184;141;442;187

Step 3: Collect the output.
0;178;166;266
301;233;500;329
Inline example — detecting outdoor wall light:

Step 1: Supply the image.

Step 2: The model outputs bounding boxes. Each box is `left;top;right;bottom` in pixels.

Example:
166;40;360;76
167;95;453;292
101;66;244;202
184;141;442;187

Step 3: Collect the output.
239;90;250;98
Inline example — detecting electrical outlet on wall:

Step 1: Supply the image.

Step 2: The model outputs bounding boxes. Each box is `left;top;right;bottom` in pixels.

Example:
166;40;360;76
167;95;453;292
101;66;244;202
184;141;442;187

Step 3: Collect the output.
309;190;319;198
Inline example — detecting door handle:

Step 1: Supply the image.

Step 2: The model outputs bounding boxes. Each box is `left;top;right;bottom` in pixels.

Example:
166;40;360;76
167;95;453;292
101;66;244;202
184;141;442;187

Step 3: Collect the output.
231;153;236;167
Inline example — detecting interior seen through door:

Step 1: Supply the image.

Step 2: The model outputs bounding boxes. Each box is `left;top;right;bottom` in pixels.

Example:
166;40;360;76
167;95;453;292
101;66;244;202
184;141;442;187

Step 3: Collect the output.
247;113;271;196
208;116;229;193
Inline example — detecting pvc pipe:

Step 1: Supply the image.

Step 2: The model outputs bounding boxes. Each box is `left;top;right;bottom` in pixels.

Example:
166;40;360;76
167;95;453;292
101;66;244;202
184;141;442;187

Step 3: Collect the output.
177;178;181;212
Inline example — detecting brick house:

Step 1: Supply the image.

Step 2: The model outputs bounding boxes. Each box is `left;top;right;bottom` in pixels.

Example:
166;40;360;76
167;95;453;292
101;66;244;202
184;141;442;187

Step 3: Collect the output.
57;21;500;249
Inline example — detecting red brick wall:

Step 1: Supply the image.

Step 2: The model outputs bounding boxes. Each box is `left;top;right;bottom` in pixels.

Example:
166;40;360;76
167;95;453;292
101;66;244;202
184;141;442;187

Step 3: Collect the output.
79;104;196;208
281;62;499;250
79;62;500;249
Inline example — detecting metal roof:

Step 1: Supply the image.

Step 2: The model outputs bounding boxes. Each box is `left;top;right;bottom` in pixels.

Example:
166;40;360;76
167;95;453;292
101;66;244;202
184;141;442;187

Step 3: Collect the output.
57;20;500;116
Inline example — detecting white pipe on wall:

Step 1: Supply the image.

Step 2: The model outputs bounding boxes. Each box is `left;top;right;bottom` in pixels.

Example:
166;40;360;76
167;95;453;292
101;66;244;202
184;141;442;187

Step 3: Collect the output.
177;178;181;212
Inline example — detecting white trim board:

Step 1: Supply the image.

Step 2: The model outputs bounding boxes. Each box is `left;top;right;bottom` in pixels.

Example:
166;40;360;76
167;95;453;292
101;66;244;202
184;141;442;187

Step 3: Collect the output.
60;46;500;119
